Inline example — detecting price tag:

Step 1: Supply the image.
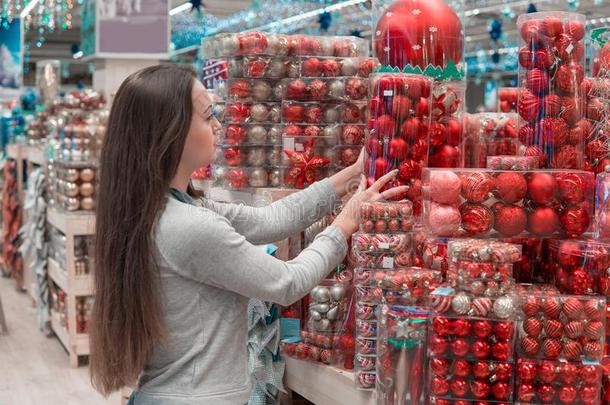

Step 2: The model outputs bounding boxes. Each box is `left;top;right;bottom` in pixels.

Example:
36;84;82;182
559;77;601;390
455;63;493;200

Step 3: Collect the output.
433;287;455;296
382;256;394;268
566;43;574;54
383;90;394;97
378;242;390;250
295;143;304;152
283;137;295;151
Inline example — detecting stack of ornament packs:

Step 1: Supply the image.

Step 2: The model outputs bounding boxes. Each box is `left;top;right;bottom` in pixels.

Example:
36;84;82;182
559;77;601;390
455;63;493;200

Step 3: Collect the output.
205;31;376;189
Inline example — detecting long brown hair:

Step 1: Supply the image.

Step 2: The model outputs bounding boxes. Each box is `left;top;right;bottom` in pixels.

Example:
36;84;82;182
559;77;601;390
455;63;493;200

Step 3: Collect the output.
90;64;197;395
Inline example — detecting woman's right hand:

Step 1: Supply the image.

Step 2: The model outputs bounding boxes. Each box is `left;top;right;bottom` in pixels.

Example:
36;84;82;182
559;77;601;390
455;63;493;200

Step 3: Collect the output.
332;169;408;239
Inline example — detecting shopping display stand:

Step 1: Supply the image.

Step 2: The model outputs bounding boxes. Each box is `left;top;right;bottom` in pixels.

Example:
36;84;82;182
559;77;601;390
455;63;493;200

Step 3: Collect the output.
23;144;47;303
46;206;95;367
284;357;375;405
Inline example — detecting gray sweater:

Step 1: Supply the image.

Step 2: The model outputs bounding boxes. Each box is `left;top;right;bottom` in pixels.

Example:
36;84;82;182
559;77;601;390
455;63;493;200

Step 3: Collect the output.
134;179;347;404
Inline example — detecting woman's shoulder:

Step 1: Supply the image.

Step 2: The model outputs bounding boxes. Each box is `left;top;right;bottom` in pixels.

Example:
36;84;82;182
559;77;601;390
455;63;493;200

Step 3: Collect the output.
155;198;235;254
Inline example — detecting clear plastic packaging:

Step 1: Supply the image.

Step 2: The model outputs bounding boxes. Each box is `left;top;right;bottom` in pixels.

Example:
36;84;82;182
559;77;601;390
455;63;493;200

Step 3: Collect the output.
428;359;514;402
225;101;281;124
422;168;595;238
498;87;518;113
517;292;606;361
211;166;282;189
306;280;351;334
364;73;433;212
515;358;602;405
218;124;282;147
463;112;520;169
486;155;539;170
359;201;414;233
202;31;369;59
281;135;336;189
376;305;430;404
281;101;365;125
596;167;610;239
547;239;610;296
428;81;465;169
583;77;610;173
224;78;285;102
216;145;282;167
516;11;587;169
429;288;517;321
280;77;369;102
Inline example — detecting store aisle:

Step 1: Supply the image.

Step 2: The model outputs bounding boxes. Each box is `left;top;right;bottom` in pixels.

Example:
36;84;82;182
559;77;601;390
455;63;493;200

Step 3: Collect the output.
0;276;120;405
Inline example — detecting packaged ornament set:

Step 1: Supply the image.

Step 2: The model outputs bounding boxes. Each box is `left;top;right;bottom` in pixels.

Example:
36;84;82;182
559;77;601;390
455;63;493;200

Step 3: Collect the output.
212;31;374;190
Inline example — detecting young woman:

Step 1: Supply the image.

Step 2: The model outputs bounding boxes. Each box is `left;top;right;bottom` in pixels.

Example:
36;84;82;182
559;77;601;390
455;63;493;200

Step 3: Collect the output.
90;64;406;404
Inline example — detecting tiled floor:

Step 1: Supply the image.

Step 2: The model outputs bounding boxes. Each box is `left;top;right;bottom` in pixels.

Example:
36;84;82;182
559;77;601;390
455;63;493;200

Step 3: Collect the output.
0;276;121;405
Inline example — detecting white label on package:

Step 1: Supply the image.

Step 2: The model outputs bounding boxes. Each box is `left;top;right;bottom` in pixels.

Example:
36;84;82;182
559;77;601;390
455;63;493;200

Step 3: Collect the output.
295;143;304;152
283;137;295;151
378;242;390;249
382;257;394;268
383;90;394;97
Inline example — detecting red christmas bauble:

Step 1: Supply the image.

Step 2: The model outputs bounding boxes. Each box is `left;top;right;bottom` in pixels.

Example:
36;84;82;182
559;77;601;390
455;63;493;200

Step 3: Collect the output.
542;338;562;358
283;104;305;123
225;125;247;145
430;335;449;355
560;207;590;237
581;365;601;384
559;386;578;404
557;172;587;205
526;68;550;94
494;204;527;237
543;93;562;117
560;96;583;127
539;384;556;403
527;172;557;204
452;318;472;337
471;339;491;358
388;138;409;160
471;380;491;399
373;114;397;138
302;57;322;77
430;358;450;376
400;117;426;141
518;89;541;122
461;172;493;203
567;20;585;41
559;363;579;385
452;359;471;377
460;202;493;235
430;376;450;395
342;125;364;145
472;361;492;379
397;159;421;181
495;172;527;203
287;79;308;99
373;0;464;69
554;62;585;94
321;59;341;77
430;144;460;168
492;341;511;360
432;316;452;335
391;95;412;121
538;360;557;383
451;337;470;357
519;47;533;69
518;383;536;402
492;382;511;400
518;360;538;381
528;207;560;236
472;320;493;338
580;385;600;405
524;317;543;337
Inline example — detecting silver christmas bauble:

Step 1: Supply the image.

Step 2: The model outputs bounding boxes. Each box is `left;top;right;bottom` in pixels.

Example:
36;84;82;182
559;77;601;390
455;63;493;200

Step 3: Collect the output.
81;197;95;211
267;149;282;166
330;285;345;301
267;126;282;144
79;182;95;197
272;83;284;100
320;38;335;56
252;81;272;101
287;61;300;78
341;58;359;76
492;295;514;319
221;35;239;55
268;60;286;78
269;169;282;187
66;168;79;182
228;59;243;76
451;293;471;315
310;310;322;321
315;318;331;331
248;168;268;187
326;306;339;321
311;303;329;314
269;105;281;123
323;106;340;123
79;168;95;182
314;287;330;303
247;126;267;144
323;125;341;139
250;104;268;122
328;80;346;99
66;197;80;211
65;182;80;197
247;148;266;166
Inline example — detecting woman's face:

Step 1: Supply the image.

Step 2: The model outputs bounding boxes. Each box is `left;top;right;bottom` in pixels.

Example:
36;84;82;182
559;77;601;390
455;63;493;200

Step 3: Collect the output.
183;80;221;171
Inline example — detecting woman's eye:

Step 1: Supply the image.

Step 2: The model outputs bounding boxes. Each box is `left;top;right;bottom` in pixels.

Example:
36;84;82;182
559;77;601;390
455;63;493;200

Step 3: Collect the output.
205;115;214;121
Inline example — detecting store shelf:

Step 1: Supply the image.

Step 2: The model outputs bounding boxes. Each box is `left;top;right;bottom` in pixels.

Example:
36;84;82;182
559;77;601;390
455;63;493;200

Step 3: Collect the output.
26;145;46;166
50;310;69;352
6;143;24;160
48;257;93;296
47;207;95;236
284;357;375;405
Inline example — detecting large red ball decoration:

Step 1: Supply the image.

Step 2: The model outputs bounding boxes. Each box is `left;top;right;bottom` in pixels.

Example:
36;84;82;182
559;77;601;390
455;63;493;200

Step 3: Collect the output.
594;41;610;77
560;207;590;237
494;204;527;237
528;207;559;236
495;172;527;203
373;0;464;69
460;203;494;235
527;172;557;205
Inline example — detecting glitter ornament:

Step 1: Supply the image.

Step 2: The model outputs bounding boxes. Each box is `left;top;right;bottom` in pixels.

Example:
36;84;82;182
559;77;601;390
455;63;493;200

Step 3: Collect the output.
494;204;527;237
247;125;267;144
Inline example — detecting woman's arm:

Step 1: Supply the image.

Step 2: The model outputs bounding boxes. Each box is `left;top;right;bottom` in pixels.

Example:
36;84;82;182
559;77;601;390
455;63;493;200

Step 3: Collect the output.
200;163;361;245
157;205;348;306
